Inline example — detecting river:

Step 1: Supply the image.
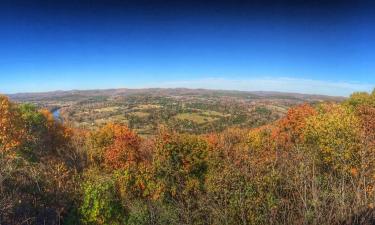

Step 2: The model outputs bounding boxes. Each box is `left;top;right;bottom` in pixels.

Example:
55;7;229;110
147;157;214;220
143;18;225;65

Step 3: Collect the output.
52;108;63;123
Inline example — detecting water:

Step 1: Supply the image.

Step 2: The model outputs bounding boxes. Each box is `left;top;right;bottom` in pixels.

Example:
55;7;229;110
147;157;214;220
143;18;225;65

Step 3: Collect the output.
52;109;60;118
52;109;63;123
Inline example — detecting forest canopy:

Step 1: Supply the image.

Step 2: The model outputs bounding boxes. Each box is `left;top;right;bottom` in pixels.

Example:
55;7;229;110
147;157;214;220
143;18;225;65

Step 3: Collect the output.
1;89;375;225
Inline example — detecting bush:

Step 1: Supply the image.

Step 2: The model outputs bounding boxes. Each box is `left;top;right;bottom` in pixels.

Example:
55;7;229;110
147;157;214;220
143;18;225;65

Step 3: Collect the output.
80;174;126;225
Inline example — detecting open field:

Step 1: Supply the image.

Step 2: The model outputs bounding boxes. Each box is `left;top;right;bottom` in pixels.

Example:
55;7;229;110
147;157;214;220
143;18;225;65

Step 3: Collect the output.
9;88;344;135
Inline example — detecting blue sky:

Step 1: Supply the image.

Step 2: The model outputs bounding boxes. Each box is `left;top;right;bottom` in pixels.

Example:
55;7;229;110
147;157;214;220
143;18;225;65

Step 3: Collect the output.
0;0;374;96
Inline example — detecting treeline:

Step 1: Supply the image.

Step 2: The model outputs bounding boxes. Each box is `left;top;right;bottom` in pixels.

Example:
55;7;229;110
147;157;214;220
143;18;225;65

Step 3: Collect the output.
0;89;375;225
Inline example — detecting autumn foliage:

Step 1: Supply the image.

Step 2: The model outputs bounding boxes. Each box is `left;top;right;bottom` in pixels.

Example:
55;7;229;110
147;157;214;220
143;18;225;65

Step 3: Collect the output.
0;96;25;152
271;103;316;149
1;89;375;225
101;124;142;170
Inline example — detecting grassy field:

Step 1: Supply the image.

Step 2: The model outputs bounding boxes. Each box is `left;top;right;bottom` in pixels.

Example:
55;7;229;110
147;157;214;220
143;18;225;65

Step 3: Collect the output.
9;88;344;134
129;111;150;118
174;112;220;124
94;106;120;112
133;104;161;110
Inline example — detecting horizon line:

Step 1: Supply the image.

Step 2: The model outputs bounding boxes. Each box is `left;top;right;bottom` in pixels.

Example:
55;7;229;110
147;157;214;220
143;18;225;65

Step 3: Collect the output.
2;77;373;97
4;86;352;98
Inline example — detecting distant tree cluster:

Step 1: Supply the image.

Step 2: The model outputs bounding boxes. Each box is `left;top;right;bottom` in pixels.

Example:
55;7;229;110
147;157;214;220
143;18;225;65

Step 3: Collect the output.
1;89;375;224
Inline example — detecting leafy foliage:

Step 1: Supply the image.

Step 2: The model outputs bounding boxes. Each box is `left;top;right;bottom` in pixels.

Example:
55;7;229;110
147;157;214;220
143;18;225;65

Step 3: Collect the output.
1;89;375;224
0;95;25;152
80;173;125;225
103;124;142;170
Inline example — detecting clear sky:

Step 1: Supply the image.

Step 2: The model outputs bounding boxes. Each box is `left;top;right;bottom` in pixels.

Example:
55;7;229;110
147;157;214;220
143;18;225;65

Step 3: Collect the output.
0;0;374;96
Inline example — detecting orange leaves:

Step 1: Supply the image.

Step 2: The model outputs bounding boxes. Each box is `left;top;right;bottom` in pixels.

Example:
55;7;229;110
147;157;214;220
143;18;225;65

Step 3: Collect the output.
350;167;358;177
271;103;316;149
205;128;250;168
39;109;72;153
102;124;142;170
0;95;26;152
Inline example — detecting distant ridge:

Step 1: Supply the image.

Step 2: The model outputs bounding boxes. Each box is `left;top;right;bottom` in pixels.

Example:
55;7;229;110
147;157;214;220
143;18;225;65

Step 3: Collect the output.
8;88;345;102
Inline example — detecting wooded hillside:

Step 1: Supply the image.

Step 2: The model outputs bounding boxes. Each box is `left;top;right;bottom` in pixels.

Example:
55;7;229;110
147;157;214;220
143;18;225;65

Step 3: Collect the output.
1;89;374;225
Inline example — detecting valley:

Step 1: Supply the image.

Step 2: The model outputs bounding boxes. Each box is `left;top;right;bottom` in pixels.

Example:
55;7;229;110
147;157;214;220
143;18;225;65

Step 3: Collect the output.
9;88;344;135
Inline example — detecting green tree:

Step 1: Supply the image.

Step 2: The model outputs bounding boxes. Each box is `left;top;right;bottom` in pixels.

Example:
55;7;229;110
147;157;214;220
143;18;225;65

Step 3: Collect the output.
80;172;126;225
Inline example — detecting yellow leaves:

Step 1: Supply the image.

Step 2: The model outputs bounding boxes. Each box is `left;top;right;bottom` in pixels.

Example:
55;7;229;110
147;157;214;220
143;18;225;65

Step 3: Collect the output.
345;90;375;109
152;132;208;201
248;127;265;150
149;183;163;201
304;104;362;172
0;95;26;152
183;178;201;196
